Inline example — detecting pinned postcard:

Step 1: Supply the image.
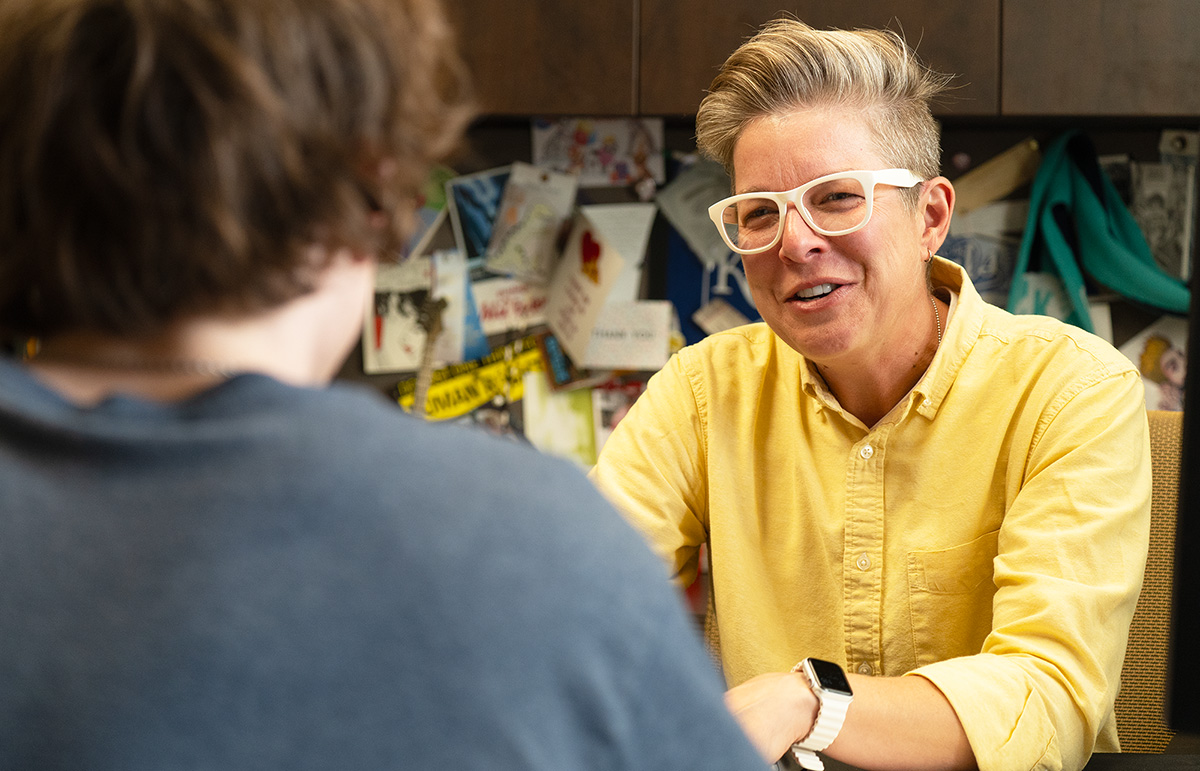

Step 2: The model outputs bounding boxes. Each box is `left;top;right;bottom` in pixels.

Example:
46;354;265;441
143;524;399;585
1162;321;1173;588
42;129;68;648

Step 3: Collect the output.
459;277;491;362
470;276;549;336
580;300;674;371
949;199;1030;239
485;161;578;283
363;256;434;374
532;117;665;187
544;211;626;364
445;165;510;269
655;158;734;269
939;235;1018;308
535;331;609;391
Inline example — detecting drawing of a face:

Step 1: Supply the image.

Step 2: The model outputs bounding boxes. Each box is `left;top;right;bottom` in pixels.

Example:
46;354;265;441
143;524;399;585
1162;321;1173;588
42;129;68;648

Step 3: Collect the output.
1161;345;1186;387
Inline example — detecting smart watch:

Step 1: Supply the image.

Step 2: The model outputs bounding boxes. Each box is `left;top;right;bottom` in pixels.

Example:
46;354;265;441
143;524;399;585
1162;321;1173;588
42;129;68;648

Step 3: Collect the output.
790;658;854;771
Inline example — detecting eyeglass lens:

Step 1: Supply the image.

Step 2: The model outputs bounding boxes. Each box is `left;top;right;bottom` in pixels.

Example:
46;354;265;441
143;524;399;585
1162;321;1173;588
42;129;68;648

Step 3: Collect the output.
720;176;872;250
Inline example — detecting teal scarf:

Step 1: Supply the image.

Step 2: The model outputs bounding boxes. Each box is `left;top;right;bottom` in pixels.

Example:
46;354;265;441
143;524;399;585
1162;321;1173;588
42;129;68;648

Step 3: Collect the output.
1007;130;1189;331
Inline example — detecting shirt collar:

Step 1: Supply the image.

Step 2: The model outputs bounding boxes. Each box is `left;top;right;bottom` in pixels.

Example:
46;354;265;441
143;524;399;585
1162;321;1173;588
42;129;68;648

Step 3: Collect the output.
796;256;986;422
913;257;987;419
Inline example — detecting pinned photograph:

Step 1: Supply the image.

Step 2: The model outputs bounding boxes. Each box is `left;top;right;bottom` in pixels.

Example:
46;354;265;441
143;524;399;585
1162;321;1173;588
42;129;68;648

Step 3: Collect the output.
363;256;435;374
445;165;511;270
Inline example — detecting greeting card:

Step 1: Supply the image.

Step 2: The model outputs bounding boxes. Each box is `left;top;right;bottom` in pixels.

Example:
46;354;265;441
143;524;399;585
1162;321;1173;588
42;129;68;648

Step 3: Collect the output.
577;202;656;304
1119;314;1189;412
544;211;625;364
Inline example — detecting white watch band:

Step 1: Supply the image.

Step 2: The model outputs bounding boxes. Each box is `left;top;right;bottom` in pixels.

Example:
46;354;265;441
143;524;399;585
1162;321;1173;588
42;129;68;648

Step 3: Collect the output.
791;746;826;771
796;689;850;751
790;659;853;769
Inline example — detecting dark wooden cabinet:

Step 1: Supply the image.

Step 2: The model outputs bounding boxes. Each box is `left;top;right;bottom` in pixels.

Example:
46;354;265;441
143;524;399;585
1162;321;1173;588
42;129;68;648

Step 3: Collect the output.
639;0;1000;116
446;0;636;116
1003;0;1200;115
450;0;1198;119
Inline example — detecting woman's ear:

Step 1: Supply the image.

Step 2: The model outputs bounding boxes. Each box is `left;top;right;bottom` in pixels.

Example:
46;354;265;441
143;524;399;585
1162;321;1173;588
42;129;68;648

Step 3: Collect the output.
920;176;955;254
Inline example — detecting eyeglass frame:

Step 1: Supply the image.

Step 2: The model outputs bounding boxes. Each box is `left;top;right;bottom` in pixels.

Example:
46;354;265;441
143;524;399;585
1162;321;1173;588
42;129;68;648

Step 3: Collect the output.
708;168;925;255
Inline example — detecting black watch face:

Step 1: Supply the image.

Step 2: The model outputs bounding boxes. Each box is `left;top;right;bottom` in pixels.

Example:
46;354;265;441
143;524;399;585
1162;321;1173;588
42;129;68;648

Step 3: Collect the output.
809;658;853;696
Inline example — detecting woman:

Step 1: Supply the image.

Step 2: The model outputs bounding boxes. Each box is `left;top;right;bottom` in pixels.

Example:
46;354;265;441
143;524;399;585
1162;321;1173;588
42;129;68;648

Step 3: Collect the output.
591;18;1150;771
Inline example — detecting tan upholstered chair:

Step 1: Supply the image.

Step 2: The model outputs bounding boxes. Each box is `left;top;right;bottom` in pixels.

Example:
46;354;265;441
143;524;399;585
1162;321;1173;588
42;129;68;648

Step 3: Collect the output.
1114;409;1181;752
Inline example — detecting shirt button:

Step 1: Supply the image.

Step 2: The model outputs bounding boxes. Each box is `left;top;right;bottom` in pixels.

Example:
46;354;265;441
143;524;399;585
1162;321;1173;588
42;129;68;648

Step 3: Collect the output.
923;398;932;408
859;444;874;459
857;662;874;675
855;553;871;571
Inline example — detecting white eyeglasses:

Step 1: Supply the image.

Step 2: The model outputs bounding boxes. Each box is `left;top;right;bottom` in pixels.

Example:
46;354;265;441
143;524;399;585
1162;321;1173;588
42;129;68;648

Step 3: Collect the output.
708;168;924;255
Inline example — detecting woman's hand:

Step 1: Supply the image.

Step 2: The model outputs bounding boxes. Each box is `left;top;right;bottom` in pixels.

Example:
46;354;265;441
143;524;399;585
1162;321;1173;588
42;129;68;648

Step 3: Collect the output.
724;670;818;764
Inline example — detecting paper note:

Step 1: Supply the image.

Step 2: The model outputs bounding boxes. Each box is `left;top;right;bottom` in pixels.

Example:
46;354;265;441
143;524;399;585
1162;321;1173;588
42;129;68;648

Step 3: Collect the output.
581;300;673;371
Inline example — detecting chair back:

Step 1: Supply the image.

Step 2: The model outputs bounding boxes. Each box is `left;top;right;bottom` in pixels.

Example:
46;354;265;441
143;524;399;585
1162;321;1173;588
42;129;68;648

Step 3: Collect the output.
1114;409;1181;752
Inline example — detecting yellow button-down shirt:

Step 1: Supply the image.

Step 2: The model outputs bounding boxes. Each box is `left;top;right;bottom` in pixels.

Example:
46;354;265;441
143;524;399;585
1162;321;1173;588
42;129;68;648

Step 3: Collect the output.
590;259;1150;771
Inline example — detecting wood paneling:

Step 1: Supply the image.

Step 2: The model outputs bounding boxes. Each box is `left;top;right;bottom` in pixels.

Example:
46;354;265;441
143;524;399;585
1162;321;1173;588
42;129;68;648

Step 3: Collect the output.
448;0;636;116
639;0;1000;116
1003;0;1200;115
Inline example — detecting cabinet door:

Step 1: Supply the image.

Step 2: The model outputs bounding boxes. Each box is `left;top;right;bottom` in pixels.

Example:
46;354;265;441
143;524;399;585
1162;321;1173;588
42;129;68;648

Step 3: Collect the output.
447;0;636;116
1003;0;1200;115
639;0;999;116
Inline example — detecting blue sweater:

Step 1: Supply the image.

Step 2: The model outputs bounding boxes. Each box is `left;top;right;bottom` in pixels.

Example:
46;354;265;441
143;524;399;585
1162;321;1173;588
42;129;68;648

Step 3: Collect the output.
0;358;764;770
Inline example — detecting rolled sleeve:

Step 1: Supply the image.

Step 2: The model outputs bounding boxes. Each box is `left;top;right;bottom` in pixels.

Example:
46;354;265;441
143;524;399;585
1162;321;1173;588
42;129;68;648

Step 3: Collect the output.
590;351;710;586
913;369;1151;771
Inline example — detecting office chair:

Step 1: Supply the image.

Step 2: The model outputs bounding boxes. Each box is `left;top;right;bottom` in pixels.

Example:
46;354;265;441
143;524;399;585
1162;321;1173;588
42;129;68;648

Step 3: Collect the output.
1114;409;1180;752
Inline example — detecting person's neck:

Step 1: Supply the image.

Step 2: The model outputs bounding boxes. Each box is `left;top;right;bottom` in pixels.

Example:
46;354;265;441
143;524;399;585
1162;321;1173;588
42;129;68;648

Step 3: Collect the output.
29;315;317;406
815;294;946;428
26;249;372;406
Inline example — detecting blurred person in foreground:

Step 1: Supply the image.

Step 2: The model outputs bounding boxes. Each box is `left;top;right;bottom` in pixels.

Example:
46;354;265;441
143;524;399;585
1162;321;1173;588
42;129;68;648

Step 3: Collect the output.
591;18;1150;771
0;0;766;768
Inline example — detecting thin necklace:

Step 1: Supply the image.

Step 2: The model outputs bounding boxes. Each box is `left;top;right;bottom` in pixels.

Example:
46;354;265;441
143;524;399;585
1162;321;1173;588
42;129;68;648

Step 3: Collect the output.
930;294;943;347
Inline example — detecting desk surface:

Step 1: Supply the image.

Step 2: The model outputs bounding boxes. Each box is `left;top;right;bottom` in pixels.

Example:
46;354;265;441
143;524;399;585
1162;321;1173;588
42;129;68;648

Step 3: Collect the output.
818;754;1200;771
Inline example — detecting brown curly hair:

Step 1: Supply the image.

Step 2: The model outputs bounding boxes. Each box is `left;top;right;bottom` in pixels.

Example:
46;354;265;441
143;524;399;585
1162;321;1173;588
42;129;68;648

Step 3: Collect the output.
0;0;474;338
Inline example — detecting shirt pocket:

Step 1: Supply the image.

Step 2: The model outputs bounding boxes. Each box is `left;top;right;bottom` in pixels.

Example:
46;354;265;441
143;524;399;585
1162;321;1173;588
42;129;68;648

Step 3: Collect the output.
907;529;999;668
